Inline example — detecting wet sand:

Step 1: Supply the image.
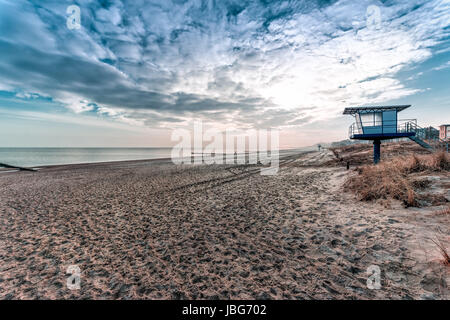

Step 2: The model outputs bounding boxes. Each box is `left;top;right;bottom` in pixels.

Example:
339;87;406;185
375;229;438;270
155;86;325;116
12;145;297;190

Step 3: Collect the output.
0;151;448;299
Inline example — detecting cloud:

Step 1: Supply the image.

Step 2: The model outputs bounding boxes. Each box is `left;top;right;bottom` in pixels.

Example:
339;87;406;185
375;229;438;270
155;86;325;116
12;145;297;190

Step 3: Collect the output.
432;61;450;71
0;0;449;130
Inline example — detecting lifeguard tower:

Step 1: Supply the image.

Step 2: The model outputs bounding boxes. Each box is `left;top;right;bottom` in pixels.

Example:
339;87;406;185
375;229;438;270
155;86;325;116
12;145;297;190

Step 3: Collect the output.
343;105;417;164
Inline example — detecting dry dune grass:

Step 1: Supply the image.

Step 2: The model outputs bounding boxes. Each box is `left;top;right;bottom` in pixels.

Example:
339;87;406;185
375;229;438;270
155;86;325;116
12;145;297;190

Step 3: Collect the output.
344;152;450;207
431;237;450;266
330;141;432;166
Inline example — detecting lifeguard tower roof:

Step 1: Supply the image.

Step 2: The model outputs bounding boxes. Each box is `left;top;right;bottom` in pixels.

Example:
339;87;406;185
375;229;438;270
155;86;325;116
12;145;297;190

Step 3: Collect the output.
343;105;411;115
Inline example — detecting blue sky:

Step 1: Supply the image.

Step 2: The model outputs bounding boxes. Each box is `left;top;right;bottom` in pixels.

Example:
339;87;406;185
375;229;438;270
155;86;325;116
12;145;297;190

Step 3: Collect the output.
0;0;449;147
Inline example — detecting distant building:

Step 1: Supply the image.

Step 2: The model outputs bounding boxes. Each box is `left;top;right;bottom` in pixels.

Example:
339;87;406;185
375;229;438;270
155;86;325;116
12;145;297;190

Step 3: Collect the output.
440;124;450;141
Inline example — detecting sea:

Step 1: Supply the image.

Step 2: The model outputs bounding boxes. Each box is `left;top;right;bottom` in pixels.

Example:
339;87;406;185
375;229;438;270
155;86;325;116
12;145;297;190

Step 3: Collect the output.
0;148;173;167
0;147;313;168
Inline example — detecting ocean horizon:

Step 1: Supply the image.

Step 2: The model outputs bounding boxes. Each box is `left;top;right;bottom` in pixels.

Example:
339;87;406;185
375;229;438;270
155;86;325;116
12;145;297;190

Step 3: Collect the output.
0;147;174;167
0;147;312;168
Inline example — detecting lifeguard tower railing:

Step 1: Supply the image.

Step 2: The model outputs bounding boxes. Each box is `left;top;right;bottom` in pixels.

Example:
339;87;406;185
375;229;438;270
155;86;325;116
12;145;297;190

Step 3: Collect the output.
348;119;417;139
349;119;449;151
409;122;449;151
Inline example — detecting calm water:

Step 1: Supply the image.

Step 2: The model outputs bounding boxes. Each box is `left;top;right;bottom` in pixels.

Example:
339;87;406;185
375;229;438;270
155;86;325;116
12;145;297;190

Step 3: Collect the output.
0;147;312;168
0;148;173;167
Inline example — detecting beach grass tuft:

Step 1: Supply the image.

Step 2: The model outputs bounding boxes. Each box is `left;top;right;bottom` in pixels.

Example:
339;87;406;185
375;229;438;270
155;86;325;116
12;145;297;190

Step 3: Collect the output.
344;151;450;207
431;237;450;266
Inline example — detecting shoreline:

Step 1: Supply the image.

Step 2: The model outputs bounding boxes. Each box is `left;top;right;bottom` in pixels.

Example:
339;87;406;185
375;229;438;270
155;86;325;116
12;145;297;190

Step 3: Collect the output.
0;157;174;173
0;148;310;172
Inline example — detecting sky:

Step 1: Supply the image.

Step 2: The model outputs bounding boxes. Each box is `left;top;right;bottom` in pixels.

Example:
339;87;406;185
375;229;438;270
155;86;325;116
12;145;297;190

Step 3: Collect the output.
0;0;449;148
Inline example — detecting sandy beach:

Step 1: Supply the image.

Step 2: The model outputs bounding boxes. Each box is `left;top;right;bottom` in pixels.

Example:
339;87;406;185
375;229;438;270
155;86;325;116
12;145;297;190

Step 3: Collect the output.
0;147;448;299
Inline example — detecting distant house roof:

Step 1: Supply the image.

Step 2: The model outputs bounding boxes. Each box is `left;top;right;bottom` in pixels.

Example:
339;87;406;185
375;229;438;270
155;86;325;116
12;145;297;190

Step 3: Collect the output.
343;105;411;115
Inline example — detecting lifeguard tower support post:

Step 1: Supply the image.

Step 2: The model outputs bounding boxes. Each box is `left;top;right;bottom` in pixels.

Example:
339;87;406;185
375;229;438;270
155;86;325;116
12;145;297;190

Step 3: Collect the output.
343;105;417;164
